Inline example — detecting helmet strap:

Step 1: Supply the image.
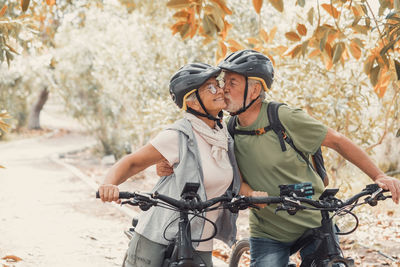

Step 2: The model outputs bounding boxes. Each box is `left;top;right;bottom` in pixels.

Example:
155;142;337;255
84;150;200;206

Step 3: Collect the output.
186;91;223;129
242;78;248;108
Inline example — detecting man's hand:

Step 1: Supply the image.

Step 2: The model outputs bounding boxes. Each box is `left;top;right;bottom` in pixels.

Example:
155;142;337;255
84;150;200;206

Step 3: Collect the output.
98;184;121;203
156;159;173;177
250;190;269;209
374;175;400;204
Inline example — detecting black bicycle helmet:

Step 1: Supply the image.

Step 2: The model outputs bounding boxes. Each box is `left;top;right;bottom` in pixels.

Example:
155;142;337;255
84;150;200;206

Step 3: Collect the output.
169;63;224;128
218;49;274;90
218;49;274;115
169;63;221;109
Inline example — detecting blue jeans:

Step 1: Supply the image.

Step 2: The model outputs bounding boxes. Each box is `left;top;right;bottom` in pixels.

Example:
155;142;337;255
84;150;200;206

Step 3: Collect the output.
250;226;340;267
250;237;314;267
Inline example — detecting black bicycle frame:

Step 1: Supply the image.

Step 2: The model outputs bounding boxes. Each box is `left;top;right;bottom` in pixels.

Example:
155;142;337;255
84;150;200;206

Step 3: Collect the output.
299;190;355;267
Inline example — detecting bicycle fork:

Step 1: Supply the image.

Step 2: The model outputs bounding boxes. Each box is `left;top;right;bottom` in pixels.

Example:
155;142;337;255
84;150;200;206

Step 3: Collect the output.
166;211;201;267
314;211;354;267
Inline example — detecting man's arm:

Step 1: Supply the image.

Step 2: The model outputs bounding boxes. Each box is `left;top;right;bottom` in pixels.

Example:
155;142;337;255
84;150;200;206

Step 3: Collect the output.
322;128;400;204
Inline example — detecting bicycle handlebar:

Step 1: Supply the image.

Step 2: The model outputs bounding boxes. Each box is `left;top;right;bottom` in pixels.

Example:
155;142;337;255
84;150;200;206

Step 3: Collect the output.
96;183;391;214
153;192;232;211
240;183;390;212
96;190;233;213
96;191;135;199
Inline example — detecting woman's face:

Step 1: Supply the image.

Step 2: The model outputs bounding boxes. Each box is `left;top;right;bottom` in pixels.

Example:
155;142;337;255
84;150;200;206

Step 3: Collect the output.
197;77;226;115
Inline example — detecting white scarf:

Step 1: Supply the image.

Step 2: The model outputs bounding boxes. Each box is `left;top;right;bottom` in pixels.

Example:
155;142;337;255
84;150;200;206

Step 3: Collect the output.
184;113;231;169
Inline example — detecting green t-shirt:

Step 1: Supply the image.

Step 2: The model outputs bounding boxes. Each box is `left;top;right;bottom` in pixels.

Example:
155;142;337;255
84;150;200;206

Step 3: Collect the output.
234;101;328;242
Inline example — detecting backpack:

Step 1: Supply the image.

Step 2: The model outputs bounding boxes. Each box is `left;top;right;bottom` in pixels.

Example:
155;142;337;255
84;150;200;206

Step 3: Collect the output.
227;101;328;185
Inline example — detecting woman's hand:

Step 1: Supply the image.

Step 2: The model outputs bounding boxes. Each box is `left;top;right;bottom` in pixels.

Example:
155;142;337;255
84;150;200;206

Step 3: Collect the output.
98;184;121;203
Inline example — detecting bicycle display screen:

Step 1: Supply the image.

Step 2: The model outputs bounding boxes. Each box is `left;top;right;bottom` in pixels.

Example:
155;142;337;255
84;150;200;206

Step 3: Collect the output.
279;182;314;199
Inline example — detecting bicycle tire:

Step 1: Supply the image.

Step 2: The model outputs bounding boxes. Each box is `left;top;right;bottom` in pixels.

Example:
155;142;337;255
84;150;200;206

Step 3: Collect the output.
229;238;250;267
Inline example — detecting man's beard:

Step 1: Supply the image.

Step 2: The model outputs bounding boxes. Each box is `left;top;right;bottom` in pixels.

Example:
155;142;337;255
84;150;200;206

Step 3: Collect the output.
224;94;242;113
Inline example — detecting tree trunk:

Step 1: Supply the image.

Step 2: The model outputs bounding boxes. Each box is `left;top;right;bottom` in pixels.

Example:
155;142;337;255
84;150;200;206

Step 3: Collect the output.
28;87;49;130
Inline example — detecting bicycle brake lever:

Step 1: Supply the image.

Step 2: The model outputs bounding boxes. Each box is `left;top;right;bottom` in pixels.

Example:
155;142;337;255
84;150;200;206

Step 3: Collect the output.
370;187;383;199
121;200;138;206
275;204;285;214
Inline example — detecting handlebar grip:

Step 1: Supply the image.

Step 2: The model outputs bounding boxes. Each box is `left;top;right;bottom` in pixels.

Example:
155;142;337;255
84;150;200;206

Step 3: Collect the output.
119;192;134;199
95;191;134;199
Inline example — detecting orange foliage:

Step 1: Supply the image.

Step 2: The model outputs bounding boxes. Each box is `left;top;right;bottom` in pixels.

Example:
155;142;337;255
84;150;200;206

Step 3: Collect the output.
349;41;361;59
296;24;307;36
252;0;263;14
46;0;56;5
0;4;7;17
285;31;301;42
321;3;340;19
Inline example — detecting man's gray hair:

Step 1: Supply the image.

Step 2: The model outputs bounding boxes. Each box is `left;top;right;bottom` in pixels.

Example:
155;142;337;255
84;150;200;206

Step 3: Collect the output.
248;79;266;101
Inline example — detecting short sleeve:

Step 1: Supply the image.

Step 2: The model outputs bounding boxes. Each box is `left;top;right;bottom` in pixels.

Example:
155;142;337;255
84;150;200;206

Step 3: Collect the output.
149;130;179;166
278;105;328;154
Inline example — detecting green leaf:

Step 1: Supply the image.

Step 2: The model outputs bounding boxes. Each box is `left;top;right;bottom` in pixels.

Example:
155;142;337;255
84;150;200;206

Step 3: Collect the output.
369;65;380;87
396;128;400;137
307;8;314;25
332;42;344;64
380;36;400;60
364;57;374;75
352;37;364;47
301;40;309;56
203;15;216;36
352;25;369;35
5;50;12;67
394;59;400;80
166;0;191;9
319;31;328;51
352;16;361;26
21;0;30;12
365;17;371;27
179;23;190;38
297;0;305;7
395;0;400;11
361;3;368;15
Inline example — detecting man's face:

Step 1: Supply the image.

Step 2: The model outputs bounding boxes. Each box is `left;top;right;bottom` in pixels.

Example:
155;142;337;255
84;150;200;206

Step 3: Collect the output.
222;71;246;113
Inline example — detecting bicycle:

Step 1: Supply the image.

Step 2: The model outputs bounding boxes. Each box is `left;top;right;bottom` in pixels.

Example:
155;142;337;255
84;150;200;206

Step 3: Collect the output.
227;183;392;267
96;182;234;267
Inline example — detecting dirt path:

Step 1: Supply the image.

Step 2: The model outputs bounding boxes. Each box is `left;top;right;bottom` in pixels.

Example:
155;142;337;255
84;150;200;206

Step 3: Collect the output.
0;131;135;267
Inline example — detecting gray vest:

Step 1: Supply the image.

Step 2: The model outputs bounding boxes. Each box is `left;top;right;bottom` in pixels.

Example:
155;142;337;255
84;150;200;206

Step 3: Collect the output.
135;118;241;248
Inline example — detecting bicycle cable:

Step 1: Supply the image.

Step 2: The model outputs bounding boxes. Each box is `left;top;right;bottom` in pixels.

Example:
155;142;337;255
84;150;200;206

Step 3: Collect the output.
332;208;360;235
187;211;218;242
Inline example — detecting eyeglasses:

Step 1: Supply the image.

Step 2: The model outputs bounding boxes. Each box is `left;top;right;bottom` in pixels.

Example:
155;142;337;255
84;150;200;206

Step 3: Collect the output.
202;84;220;95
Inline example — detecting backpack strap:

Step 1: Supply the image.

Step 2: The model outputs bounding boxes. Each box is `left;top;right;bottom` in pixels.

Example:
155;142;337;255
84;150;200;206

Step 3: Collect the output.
267;102;287;151
267;101;317;173
227;115;237;138
227;115;273;137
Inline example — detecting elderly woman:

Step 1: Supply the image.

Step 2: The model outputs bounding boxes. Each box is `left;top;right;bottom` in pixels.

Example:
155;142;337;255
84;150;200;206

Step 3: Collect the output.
98;63;241;267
